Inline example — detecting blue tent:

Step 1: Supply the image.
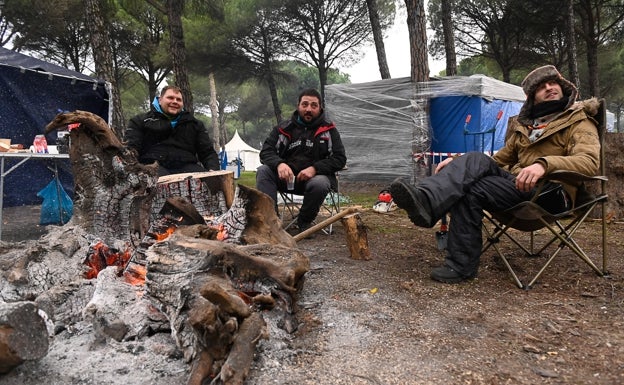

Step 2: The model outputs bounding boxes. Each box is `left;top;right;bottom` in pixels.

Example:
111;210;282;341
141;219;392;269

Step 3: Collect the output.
429;75;525;156
0;47;111;206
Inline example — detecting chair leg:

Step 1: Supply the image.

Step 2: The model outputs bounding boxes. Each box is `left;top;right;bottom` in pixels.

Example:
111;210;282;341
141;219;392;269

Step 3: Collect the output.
482;224;524;288
278;192;300;231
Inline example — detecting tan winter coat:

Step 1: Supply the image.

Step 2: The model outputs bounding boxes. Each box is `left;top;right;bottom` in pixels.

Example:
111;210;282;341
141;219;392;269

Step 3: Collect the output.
493;97;601;204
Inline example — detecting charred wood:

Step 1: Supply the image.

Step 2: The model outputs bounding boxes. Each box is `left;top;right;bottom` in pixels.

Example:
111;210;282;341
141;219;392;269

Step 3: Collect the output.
0;301;50;373
146;235;308;383
45;110;159;245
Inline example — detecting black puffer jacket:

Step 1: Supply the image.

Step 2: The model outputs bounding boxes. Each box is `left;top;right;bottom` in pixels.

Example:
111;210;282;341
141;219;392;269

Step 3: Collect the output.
259;110;347;176
126;104;219;171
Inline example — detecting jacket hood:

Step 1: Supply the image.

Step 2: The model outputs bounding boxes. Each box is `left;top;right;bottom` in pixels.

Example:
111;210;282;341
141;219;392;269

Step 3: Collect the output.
517;65;578;126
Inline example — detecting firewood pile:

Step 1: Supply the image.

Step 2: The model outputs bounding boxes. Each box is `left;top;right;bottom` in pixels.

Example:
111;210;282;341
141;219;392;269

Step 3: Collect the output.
0;111;308;385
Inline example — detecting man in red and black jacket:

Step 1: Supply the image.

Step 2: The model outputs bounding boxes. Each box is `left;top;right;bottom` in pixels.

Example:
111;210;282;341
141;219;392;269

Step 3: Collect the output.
257;88;347;233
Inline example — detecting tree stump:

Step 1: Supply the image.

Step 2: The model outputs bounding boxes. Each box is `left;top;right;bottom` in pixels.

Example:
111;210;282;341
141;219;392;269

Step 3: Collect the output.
341;212;371;260
45;110;159;245
155;171;236;220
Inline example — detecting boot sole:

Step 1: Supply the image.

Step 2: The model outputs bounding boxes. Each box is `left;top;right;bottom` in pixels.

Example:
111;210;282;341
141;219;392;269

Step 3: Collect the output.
390;179;434;228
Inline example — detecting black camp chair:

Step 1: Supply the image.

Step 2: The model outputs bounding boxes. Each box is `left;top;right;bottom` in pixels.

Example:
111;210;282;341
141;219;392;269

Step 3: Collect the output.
278;171;343;235
481;98;609;289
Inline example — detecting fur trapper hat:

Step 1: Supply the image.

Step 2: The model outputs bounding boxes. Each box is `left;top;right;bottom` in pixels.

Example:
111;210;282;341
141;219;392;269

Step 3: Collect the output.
517;65;578;125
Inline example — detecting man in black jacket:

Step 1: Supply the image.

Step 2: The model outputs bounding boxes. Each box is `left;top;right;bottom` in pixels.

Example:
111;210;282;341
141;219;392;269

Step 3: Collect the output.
256;88;347;233
126;85;220;176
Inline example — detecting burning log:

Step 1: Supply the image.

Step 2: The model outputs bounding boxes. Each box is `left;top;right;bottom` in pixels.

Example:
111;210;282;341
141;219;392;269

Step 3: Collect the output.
0;302;50;374
156;171;236;218
0;110;312;382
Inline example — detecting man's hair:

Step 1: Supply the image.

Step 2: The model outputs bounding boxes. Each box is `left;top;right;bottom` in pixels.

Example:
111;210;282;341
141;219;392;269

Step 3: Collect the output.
160;85;183;97
298;88;322;105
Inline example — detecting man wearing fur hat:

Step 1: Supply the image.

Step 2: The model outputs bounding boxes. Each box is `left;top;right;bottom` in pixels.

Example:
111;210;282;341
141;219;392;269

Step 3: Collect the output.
390;65;601;284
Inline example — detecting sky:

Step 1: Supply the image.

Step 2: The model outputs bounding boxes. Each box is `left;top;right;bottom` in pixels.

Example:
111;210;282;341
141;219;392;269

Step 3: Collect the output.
342;12;445;84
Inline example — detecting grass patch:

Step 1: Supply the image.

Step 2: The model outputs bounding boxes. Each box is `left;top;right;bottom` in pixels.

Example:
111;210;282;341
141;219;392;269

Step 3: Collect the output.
345;191;377;207
235;171;256;188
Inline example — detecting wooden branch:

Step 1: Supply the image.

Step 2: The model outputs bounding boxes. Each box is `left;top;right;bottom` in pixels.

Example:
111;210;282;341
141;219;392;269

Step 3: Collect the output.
0;302;49;374
293;207;357;242
217;312;267;385
199;282;251;319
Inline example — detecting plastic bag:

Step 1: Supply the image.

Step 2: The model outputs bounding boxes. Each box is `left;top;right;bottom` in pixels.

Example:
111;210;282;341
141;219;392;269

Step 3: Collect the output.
37;178;73;225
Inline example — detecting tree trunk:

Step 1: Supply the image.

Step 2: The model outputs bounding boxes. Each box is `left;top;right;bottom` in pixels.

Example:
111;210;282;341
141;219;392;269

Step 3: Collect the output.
318;65;328;105
440;0;456;76
404;0;429;82
266;63;282;124
208;72;220;151
166;0;193;112
218;100;228;148
83;0;126;138
566;0;580;91
366;0;391;79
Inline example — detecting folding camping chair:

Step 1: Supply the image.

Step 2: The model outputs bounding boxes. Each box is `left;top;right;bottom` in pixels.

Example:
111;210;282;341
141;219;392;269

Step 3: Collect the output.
481;98;608;289
279;174;341;235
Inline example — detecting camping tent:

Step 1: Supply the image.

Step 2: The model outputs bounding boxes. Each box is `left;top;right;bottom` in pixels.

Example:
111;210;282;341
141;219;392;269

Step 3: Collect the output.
223;130;261;171
428;75;525;156
325;75;525;183
0;47;111;206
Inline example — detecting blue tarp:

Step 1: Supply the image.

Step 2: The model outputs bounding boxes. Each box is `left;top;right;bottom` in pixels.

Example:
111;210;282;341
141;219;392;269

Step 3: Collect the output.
0;47;110;206
430;96;522;154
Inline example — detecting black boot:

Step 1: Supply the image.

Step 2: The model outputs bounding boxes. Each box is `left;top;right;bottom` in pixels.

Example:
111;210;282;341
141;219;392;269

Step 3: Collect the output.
430;265;475;284
390;178;435;228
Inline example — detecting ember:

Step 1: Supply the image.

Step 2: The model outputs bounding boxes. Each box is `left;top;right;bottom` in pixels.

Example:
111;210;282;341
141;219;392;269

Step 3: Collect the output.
84;197;232;285
83;241;131;279
123;263;147;286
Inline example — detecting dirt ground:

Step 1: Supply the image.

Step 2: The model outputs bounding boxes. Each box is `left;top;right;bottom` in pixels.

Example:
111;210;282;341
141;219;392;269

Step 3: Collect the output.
244;183;624;385
2;146;624;385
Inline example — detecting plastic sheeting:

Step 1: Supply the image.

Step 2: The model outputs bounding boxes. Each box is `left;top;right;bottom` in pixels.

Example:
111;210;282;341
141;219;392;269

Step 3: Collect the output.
325;75;525;183
0;47;110;206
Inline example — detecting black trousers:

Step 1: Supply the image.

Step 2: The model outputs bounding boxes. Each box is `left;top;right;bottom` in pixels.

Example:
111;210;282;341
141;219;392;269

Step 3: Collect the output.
417;152;569;277
256;164;334;225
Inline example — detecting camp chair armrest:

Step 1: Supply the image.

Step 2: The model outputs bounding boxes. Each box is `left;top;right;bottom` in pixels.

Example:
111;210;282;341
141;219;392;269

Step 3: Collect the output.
543;170;607;184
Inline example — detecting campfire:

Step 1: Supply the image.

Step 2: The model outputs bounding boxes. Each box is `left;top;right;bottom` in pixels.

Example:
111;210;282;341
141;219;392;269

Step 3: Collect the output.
0;111;308;385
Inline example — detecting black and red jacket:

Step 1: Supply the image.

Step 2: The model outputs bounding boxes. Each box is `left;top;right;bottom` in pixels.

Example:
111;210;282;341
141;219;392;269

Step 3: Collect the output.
259;110;347;177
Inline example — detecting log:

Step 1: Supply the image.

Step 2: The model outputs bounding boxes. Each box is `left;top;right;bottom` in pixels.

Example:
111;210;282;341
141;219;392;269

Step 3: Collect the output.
145;236;309;383
0;301;50;374
341;213;371;260
218;312;268;385
293;207;357;242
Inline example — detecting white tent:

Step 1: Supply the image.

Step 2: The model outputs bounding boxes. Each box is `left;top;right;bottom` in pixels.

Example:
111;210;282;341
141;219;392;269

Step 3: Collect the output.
223;130;261;171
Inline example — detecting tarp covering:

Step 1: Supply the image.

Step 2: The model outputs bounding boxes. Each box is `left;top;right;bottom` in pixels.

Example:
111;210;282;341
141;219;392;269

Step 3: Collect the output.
223;130;261;171
325;75;525;183
0;47;111;206
325;77;423;183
